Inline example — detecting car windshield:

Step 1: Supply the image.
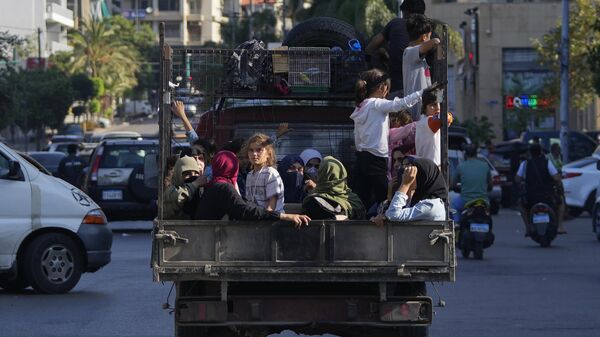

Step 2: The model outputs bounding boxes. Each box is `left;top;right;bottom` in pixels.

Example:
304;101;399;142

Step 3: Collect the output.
100;145;157;168
29;154;64;167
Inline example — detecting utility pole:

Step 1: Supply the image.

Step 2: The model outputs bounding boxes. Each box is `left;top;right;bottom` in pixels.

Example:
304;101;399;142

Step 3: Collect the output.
559;0;569;162
37;27;42;70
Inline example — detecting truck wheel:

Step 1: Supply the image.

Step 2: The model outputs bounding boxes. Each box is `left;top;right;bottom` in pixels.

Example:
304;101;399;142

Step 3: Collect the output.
0;274;29;292
283;17;366;50
23;233;83;294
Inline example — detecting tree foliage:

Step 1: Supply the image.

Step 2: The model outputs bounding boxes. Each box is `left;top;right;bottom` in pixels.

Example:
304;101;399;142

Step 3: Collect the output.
532;0;600;111
589;12;600;96
71;73;94;101
0;31;23;64
462;116;495;146
221;10;280;47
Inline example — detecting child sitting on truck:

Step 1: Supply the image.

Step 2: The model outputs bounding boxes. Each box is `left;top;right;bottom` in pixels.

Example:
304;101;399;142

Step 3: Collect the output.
350;68;441;210
243;133;285;212
193;151;310;227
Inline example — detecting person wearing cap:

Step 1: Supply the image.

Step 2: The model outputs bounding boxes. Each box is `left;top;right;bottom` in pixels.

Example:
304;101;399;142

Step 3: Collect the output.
366;0;427;97
164;156;207;219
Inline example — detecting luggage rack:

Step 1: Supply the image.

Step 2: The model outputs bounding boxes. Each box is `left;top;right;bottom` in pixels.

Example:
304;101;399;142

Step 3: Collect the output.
168;47;368;109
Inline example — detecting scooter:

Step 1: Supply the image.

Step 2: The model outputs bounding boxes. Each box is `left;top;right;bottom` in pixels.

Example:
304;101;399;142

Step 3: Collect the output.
528;202;557;247
457;198;494;260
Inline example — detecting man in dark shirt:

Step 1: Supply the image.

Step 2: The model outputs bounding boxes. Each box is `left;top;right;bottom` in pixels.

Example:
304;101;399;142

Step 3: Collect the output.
58;143;87;187
366;0;426;95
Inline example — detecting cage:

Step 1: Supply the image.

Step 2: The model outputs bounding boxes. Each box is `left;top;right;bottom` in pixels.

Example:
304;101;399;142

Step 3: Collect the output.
287;47;330;93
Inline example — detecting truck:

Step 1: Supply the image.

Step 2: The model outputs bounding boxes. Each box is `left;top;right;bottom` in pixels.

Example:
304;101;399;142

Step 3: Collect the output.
151;18;455;337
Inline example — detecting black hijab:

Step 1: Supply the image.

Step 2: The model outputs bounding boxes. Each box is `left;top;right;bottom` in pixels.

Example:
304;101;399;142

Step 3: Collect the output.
410;158;447;206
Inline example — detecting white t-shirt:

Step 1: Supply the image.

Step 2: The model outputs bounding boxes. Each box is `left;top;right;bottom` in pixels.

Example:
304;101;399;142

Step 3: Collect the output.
245;166;285;212
403;45;432;121
415;115;440;166
350;91;422;158
516;160;558;178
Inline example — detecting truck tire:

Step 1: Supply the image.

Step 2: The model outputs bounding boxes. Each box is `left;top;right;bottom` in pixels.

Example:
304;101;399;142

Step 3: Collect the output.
23;233;83;294
0;273;29;292
283;17;366;50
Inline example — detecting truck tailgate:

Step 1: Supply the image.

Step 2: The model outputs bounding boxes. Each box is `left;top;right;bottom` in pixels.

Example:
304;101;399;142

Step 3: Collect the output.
153;220;455;283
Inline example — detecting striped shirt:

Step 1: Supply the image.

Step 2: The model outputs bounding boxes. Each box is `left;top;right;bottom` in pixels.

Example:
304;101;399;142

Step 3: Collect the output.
245;166;285;212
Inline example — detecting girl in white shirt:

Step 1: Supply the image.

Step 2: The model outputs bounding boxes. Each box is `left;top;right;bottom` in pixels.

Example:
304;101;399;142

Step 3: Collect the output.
415;90;454;166
350;69;440;210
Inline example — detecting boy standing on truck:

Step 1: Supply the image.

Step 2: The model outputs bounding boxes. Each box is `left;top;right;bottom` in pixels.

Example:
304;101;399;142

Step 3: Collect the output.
403;14;440;121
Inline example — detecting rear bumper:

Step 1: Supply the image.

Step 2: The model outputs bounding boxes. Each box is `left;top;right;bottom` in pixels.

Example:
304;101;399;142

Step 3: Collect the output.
77;223;113;272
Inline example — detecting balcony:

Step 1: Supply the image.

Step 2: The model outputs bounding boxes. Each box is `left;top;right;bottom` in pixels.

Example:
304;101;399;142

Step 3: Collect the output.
45;3;74;28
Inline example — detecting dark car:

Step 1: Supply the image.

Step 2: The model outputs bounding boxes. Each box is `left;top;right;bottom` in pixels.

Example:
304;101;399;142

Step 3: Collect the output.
82;139;159;220
60;123;85;137
27;151;67;176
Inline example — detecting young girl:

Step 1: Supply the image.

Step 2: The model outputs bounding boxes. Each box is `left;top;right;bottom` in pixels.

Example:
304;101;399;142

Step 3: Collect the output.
350;68;429;209
244;133;285;212
415;90;454;166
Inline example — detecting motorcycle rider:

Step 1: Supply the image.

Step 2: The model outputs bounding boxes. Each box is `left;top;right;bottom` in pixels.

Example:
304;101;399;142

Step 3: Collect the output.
514;143;566;235
450;144;492;223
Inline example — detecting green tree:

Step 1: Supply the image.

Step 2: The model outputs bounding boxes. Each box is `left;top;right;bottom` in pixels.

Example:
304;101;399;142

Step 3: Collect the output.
532;0;600;111
10;69;74;149
71;73;94;102
0;31;23;63
589;11;600;96
462;116;495;146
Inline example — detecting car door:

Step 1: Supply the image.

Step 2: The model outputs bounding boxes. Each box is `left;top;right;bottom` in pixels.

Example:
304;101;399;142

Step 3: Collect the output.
0;148;32;270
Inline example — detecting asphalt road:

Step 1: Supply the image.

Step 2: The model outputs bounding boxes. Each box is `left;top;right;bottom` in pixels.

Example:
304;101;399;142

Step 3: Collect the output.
2;210;599;337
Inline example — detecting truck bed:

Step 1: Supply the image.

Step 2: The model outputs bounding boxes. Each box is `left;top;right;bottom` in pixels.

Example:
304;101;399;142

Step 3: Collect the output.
153;219;455;283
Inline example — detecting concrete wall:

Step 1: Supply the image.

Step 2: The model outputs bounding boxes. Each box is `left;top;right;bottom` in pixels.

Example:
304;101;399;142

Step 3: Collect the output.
0;0;46;56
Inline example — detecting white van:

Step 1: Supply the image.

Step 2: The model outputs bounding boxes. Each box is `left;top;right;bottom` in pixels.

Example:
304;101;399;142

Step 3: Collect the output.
0;142;112;294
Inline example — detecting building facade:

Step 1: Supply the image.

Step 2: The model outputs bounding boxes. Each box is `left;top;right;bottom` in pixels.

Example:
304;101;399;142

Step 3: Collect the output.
0;0;74;60
427;0;599;140
110;0;223;46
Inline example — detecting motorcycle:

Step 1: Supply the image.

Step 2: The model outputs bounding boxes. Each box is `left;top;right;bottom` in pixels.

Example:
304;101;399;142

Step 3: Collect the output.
527;202;557;247
457;198;495;260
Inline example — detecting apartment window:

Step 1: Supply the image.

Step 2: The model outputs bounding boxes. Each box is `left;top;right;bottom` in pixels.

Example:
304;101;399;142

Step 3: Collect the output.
159;0;179;11
189;0;202;14
165;22;180;38
187;21;202;41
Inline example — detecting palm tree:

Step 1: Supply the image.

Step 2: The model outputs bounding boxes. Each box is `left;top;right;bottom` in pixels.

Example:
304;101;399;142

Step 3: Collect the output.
69;19;140;99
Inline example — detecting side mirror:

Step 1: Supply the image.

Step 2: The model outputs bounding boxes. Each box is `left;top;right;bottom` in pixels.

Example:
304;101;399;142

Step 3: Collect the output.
144;154;158;189
8;160;23;180
596;160;600;171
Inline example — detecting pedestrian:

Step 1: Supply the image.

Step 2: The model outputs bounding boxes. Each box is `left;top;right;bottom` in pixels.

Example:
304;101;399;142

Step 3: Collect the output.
450;144;492;223
366;0;427;96
57;143;87;188
302;156;366;220
244;133;285;212
278;155;305;203
164;156;206;220
372;157;447;225
547;143;563;173
403;13;440;121
415;89;453;166
193;151;310;227
299;148;323;192
350;68;428;209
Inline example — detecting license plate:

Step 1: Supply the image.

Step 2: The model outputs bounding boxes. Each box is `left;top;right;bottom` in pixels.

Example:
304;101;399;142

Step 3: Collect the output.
533;213;550;224
102;190;123;200
470;223;490;233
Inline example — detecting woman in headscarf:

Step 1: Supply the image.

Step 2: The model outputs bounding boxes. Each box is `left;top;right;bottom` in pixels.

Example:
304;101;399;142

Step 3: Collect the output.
299;148;323;192
193;151;311;227
302;156;366;220
278;155;305;203
164;156;206;220
373;157;447;224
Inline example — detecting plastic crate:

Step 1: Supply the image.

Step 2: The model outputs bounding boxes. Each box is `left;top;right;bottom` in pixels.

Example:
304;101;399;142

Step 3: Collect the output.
288;47;330;92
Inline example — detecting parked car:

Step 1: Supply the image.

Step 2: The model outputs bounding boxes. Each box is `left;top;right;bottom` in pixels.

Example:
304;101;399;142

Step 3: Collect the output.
27;151;67;176
0;141;112;294
562;156;600;217
90;131;142;143
59;123;85;137
81;139;159;220
448;149;502;215
521;130;597;163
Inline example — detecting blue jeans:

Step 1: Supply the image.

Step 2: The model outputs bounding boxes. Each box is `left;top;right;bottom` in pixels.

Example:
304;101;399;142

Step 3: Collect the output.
451;196;466;223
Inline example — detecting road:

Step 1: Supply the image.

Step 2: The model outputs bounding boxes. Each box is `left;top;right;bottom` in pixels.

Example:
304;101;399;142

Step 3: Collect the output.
2;210;600;337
